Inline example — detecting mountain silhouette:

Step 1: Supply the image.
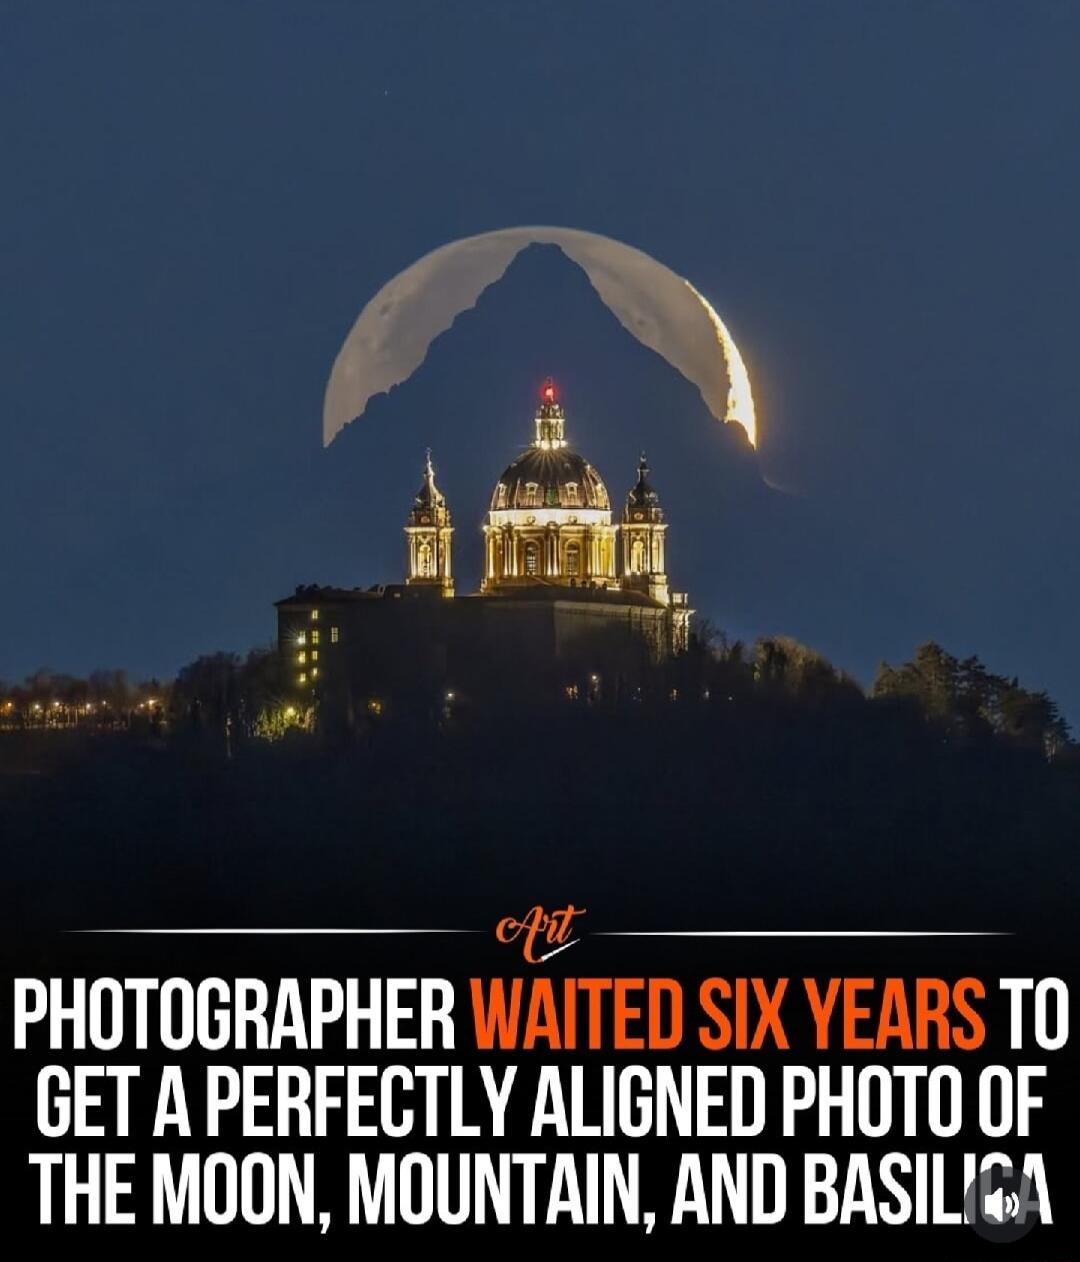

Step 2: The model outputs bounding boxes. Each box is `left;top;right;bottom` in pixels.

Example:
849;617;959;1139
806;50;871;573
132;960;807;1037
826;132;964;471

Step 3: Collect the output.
321;244;924;685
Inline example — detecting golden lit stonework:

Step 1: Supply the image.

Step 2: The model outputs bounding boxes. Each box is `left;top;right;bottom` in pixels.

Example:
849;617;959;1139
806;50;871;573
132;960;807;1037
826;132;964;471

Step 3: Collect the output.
275;379;693;720
473;382;691;651
482;381;619;591
404;449;454;595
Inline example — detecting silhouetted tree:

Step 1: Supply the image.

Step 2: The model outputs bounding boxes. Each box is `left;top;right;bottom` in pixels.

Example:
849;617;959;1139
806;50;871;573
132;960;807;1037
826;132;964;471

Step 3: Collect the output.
753;635;859;706
875;642;1072;759
171;652;241;744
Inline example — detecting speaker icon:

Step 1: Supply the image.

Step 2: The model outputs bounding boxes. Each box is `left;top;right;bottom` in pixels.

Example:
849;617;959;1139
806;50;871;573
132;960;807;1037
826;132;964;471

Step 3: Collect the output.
982;1186;1020;1224
965;1165;1037;1242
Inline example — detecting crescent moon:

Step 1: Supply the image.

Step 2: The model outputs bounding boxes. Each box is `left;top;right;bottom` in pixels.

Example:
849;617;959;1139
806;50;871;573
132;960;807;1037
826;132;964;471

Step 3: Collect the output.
323;225;757;448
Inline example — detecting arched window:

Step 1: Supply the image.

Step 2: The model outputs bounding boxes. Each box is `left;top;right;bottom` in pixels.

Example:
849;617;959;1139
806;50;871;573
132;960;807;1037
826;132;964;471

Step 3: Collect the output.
418;540;433;577
525;541;540;575
495;483;508;509
631;537;646;574
565;543;580;577
565;482;579;506
525;482;539;507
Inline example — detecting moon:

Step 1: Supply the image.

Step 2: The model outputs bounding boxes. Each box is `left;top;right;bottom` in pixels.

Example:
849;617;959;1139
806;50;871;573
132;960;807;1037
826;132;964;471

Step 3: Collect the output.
323;225;757;448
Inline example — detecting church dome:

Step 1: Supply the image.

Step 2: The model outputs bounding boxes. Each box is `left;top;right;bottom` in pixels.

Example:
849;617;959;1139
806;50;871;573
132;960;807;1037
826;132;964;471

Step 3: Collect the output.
489;380;610;513
491;447;609;511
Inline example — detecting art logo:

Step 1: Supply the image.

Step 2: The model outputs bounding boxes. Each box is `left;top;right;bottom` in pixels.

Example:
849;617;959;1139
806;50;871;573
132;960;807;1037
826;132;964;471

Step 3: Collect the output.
495;904;586;964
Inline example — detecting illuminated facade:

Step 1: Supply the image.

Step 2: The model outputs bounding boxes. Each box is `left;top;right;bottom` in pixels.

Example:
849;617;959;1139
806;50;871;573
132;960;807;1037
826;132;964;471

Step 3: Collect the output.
404;450;454;594
275;383;693;725
480;383;689;648
483;384;618;590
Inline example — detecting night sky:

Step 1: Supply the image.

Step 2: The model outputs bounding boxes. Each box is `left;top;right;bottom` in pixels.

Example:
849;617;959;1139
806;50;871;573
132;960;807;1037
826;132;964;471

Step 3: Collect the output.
3;2;1078;719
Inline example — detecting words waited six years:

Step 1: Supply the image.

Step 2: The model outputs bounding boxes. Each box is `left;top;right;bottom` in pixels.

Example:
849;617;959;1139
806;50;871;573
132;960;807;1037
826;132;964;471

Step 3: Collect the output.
472;977;987;1050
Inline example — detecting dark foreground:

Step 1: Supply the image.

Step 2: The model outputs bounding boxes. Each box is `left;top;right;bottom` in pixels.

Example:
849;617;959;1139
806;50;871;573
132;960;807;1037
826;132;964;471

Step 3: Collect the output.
2;717;1077;1257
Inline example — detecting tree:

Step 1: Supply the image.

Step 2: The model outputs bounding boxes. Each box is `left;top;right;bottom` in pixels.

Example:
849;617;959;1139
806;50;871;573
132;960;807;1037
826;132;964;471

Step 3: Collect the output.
874;642;961;726
753;635;857;704
999;685;1071;760
875;643;1073;759
171;652;241;738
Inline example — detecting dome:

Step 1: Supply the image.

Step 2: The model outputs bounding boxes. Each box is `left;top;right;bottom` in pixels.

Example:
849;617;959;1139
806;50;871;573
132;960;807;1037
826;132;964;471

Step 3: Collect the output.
625;453;663;521
491;447;610;512
408;450;450;525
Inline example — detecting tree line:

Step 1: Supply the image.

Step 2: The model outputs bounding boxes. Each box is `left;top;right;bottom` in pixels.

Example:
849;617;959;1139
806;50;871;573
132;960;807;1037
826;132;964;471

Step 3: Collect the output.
2;635;1074;765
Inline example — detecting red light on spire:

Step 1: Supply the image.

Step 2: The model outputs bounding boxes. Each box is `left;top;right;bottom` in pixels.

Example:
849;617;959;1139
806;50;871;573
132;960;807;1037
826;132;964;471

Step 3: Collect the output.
542;377;557;403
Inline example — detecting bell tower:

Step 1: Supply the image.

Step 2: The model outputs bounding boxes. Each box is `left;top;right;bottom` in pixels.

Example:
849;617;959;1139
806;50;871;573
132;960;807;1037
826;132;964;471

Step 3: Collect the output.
621;453;669;605
405;450;454;594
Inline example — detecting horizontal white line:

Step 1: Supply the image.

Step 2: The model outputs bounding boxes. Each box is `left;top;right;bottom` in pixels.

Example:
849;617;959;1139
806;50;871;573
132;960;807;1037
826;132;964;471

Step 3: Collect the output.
594;930;1011;938
70;928;482;936
68;929;1013;938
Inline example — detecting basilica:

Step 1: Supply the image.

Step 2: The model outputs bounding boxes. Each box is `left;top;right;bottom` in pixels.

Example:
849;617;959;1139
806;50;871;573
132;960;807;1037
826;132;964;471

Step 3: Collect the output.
276;383;692;724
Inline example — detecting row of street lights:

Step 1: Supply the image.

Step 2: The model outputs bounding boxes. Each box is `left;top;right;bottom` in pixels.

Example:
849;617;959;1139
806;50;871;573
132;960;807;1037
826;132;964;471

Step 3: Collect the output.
0;698;161;727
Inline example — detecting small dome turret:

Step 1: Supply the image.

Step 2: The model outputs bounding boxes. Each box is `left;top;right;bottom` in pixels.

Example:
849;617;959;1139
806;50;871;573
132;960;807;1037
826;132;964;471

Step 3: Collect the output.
625;452;663;523
409;449;449;525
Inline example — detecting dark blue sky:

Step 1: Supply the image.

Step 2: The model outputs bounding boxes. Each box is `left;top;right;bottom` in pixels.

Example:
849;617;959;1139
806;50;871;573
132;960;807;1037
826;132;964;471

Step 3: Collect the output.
2;2;1078;718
